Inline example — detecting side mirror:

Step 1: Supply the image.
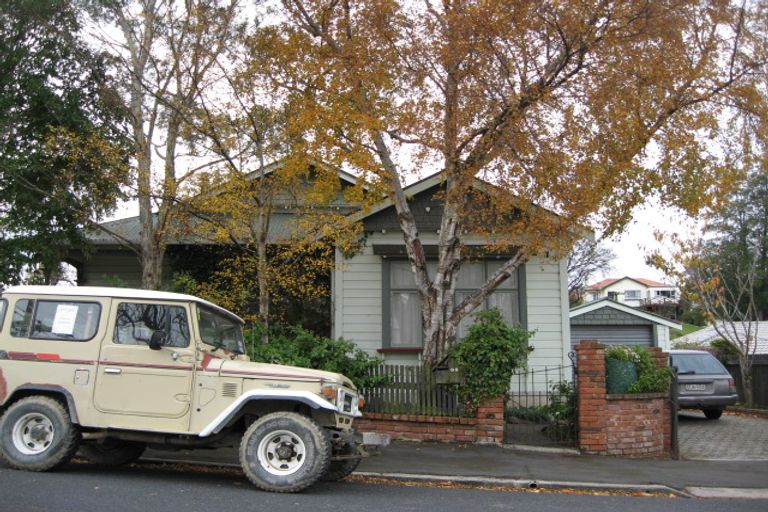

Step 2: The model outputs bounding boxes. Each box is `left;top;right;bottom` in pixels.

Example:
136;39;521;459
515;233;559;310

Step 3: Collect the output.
149;330;167;350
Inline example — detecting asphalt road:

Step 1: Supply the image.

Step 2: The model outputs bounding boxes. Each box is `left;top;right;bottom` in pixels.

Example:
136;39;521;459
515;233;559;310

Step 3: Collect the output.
1;461;767;512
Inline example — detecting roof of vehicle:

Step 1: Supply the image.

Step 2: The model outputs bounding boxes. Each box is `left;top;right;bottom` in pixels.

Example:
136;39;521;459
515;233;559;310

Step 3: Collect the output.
1;285;244;324
669;349;714;355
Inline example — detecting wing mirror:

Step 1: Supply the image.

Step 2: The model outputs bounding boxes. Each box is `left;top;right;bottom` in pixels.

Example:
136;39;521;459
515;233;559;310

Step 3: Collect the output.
149;330;167;350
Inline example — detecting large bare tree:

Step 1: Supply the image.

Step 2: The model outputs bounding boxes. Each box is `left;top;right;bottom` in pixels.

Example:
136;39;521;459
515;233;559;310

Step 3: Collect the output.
91;0;242;289
256;0;763;366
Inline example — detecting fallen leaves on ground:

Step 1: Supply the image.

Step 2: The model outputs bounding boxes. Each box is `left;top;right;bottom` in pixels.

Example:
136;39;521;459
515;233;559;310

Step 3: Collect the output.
346;475;678;498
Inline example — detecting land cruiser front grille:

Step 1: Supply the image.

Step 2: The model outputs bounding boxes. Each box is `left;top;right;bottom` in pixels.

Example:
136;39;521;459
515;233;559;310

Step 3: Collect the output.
222;382;239;397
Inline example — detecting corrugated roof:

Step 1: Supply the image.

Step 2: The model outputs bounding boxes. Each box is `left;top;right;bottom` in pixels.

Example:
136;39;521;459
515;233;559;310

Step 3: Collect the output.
86;210;351;246
674;322;768;355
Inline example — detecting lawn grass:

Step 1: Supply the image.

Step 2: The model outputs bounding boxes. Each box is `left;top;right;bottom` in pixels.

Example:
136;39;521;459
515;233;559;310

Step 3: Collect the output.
670;323;705;340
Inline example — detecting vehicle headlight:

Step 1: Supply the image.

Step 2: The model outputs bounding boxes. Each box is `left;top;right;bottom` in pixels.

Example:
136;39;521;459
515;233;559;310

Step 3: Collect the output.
320;383;339;403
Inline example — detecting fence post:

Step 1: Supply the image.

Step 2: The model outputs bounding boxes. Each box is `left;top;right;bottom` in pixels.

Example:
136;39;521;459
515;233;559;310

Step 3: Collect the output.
670;367;680;460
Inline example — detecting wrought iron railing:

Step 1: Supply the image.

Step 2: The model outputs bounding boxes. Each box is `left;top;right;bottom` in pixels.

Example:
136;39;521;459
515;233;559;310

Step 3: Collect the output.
505;364;578;447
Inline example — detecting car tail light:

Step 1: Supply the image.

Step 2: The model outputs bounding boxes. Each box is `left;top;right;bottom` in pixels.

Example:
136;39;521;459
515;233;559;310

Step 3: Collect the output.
728;378;737;394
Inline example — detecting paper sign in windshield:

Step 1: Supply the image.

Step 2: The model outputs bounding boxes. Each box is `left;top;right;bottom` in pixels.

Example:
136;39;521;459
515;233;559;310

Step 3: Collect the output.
52;304;79;335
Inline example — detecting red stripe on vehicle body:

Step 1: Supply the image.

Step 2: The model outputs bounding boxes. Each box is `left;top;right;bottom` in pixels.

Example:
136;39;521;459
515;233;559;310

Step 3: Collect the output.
7;352;96;365
100;360;193;371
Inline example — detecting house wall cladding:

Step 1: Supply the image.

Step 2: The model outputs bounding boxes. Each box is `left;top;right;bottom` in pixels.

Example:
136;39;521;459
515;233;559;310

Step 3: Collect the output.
354;396;505;444
571;307;655;326
575;340;672;458
334;244;570;371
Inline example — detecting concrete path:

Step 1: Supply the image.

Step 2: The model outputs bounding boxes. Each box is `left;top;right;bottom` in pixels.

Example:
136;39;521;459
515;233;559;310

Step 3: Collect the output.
678;411;768;461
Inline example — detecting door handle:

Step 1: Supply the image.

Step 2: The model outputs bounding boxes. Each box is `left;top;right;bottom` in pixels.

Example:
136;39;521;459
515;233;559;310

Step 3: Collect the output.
104;368;122;375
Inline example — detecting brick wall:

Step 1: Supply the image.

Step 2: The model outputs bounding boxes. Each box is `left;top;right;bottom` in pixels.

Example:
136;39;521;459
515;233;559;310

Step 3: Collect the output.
355;396;505;445
575;340;672;457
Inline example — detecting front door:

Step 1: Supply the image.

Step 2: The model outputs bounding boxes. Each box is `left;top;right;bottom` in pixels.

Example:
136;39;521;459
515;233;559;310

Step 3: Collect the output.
94;301;195;432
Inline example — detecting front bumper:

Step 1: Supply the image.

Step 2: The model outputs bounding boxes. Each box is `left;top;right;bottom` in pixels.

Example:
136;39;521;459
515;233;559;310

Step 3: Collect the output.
330;429;391;461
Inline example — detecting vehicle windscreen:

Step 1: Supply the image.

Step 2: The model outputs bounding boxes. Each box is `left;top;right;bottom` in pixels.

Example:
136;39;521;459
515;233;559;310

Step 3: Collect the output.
672;353;728;375
197;305;245;354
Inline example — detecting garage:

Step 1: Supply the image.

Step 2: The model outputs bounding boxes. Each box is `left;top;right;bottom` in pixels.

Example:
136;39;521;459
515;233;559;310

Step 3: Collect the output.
570;298;681;351
571;324;653;347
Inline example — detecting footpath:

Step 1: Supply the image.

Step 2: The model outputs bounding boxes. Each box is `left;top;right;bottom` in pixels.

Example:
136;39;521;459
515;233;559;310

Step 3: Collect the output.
143;441;768;500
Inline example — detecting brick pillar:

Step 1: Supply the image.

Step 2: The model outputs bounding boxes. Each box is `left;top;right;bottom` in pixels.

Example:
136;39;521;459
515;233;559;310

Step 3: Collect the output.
575;340;608;454
475;395;505;445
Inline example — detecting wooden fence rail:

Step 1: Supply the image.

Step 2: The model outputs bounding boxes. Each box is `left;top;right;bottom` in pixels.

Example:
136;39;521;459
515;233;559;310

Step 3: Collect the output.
361;364;462;416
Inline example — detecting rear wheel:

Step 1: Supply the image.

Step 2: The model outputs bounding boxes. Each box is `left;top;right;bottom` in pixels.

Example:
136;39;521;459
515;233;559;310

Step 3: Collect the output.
79;441;146;466
0;396;80;471
703;408;723;420
240;412;331;493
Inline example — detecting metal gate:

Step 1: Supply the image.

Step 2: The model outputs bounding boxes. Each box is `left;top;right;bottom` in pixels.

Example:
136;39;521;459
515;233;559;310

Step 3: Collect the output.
504;362;578;448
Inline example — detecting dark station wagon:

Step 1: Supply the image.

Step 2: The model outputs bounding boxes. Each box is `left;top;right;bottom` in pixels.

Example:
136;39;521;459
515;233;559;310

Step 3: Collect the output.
669;349;739;420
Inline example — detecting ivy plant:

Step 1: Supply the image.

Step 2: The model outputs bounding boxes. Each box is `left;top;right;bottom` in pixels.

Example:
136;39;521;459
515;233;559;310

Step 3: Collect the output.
450;308;533;413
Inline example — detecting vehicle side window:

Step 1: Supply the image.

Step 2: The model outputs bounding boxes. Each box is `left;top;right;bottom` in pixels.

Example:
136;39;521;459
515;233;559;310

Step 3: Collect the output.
11;299;35;337
11;299;101;341
114;303;190;348
0;299;7;331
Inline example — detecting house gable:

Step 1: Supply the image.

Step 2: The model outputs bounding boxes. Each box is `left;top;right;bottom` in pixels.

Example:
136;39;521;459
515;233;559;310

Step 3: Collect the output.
571;306;655;326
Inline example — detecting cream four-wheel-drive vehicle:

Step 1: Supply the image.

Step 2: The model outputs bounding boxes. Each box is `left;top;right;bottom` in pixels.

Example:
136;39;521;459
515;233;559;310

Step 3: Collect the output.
0;286;386;493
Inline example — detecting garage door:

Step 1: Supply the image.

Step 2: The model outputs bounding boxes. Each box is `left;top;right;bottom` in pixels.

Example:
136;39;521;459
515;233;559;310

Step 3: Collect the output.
570;325;654;348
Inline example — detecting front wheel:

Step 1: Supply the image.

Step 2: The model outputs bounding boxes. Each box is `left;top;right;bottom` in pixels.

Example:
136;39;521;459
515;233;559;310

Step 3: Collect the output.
0;396;80;471
703;408;724;420
240;412;331;493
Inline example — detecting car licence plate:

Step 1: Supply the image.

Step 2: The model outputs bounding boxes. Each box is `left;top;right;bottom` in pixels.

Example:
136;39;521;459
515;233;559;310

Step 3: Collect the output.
685;384;707;391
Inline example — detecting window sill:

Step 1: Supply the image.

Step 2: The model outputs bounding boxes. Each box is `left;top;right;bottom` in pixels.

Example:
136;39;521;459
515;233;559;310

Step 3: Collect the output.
377;347;422;354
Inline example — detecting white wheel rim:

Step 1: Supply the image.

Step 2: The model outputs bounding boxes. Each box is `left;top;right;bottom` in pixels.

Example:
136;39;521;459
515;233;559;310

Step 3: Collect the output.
12;413;55;455
257;429;307;476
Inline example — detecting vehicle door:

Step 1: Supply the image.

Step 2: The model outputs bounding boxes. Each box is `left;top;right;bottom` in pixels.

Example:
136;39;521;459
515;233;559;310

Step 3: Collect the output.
94;300;195;431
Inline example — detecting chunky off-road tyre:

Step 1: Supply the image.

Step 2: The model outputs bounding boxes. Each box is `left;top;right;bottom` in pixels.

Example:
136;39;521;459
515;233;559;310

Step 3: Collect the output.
79;441;146;466
322;441;361;482
703;408;724;420
0;396;80;471
240;412;331;493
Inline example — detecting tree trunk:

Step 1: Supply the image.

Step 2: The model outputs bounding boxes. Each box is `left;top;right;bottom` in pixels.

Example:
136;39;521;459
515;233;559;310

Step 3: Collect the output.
738;353;754;407
257;209;270;344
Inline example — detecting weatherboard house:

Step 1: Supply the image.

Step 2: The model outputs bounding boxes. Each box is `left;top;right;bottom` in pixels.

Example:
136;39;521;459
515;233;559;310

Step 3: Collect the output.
72;171;572;374
585;276;680;307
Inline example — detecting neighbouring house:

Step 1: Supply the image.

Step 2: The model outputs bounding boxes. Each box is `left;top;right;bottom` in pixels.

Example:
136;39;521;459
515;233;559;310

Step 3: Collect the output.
585;277;680;308
570;298;682;352
70;169;572;377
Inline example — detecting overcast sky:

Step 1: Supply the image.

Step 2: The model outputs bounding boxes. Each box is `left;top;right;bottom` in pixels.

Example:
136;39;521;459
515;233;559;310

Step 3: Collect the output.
601;201;698;285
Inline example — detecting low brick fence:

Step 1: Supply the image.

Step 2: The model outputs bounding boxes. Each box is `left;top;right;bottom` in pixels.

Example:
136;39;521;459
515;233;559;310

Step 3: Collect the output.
575;340;672;457
355;396;505;445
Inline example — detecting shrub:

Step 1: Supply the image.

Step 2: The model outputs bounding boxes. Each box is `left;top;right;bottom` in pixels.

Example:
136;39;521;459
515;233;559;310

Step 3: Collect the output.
246;324;384;389
450;308;533;413
604;345;672;394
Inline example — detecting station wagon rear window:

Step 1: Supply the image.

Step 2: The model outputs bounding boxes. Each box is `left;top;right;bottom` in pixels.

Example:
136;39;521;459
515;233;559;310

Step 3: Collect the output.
10;299;101;341
671;353;729;375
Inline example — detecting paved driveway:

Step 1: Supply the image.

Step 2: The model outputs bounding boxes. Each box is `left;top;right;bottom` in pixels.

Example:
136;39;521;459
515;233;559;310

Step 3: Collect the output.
678;411;768;460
